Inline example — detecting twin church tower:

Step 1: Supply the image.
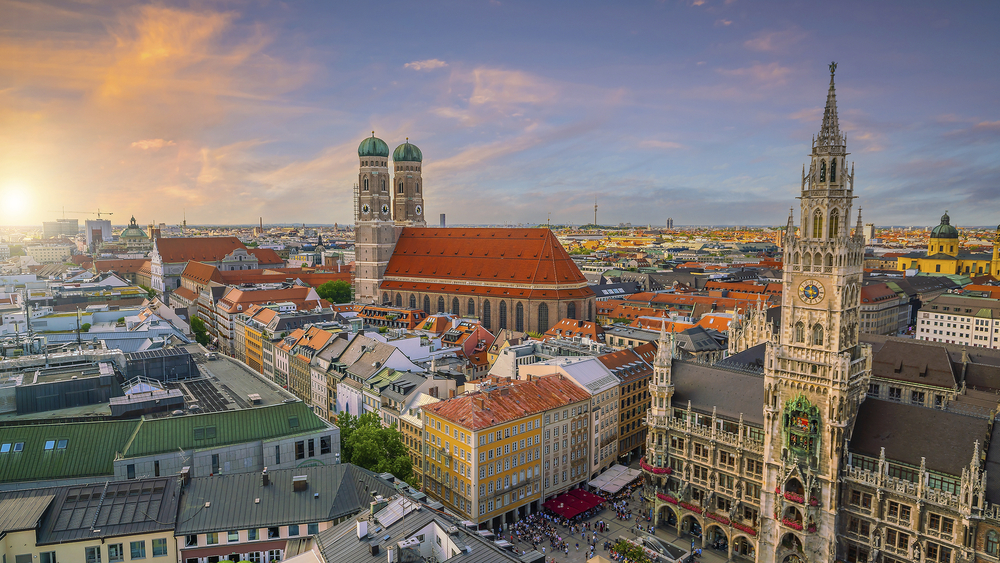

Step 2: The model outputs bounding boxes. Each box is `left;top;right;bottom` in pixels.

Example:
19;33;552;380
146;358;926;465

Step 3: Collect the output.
354;134;426;303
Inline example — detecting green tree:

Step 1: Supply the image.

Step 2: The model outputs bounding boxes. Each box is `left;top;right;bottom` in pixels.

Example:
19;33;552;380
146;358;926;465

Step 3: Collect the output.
137;284;156;299
190;316;210;346
316;280;352;303
613;539;652;563
80;323;91;333
338;412;414;485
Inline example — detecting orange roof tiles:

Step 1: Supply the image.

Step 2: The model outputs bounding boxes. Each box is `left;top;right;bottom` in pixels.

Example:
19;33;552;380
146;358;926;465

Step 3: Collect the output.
216;286;324;314
181;261;224;284
247;248;284;266
544;318;605;341
94;259;149;275
383;228;589;289
154;236;245;263
423;374;591;430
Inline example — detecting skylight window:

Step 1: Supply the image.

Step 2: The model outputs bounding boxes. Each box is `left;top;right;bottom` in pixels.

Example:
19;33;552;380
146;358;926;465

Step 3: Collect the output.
44;440;55;450
13;442;23;452
0;443;10;453
57;439;68;449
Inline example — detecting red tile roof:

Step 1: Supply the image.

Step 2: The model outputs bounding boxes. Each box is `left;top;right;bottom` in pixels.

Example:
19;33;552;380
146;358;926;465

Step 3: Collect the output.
544;318;605;341
380;280;592;299
94;259;149;275
181;261;224;284
154;236;245;263
247;248;284;266
861;283;902;303
423;374;590;430
216;286;324;314
383;228;590;290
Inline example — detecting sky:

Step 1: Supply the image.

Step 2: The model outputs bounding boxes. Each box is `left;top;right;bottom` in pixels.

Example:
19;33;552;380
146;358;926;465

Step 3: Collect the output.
1;0;998;228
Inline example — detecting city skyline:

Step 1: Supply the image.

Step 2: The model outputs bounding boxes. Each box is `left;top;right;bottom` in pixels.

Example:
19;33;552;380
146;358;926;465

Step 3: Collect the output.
2;0;998;228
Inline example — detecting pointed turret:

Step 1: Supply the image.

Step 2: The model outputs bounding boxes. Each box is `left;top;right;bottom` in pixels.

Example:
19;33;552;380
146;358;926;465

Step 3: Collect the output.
655;315;671;368
816;62;845;154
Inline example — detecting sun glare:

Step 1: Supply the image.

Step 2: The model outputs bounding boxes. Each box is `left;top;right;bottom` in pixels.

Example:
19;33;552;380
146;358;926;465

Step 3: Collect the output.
1;186;33;224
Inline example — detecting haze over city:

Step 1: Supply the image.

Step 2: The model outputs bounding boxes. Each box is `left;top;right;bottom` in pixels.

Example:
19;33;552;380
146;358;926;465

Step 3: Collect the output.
1;0;998;227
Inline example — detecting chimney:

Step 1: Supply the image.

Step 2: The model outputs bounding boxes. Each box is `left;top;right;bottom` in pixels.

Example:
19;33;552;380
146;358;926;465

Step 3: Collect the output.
387;544;397;563
356;518;368;539
292;475;308;492
179;466;191;487
261;467;269;486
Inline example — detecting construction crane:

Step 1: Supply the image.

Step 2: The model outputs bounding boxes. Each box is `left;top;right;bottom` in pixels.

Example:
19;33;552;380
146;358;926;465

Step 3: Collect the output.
51;207;114;219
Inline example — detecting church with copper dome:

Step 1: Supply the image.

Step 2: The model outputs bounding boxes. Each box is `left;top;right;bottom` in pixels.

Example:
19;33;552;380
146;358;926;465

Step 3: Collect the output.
353;134;595;334
895;211;1000;276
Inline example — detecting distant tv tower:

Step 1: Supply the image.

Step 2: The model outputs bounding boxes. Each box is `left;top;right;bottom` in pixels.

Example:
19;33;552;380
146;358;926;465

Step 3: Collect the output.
594;197;598;226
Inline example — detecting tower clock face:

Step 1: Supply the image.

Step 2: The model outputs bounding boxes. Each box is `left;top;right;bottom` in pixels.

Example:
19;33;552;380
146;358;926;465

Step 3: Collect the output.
361;204;371;216
381;204;390;216
415;204;422;216
799;279;825;305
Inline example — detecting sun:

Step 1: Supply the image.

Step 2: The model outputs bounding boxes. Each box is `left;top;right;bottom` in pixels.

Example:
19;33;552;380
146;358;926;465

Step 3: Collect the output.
0;186;33;225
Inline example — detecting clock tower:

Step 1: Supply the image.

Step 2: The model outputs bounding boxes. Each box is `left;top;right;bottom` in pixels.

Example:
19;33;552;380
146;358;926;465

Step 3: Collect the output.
759;64;872;563
355;132;397;304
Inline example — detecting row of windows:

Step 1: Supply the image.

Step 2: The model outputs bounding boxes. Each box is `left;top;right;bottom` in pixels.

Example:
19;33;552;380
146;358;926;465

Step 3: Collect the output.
185;524;318;546
77;538;170;563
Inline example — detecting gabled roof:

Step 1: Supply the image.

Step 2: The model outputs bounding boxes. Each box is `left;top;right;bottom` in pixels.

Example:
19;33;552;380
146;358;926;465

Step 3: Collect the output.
671;362;765;426
155;236;247;263
423;374;590;430
597;348;652;383
247;247;284;266
181;261;224;284
383;228;589;288
871;339;957;388
93;259;149;276
0;419;141;483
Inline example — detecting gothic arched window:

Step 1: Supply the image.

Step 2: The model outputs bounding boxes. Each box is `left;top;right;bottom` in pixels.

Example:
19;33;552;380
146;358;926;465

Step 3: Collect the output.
451;297;460;315
437;297;445;313
538;303;549;333
423;296;430;314
803;253;811;267
467;299;475;316
395;294;402;307
794;322;805;343
812;210;823;239
415;183;419;193
588;301;593;321
363;177;369;191
987;531;999;556
498;301;507;330
819;160;826;182
812;323;824;346
409;294;416;309
382;292;389;304
828;209;839;238
483;300;492;329
398;183;404;194
830;158;837;182
515;302;525;332
567;302;576;320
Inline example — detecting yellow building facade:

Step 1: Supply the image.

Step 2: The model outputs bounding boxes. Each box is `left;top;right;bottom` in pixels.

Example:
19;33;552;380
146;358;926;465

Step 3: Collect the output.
896;212;1000;276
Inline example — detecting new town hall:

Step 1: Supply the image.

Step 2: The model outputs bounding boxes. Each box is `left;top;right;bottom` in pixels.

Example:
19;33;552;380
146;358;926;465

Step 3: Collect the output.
641;65;1000;563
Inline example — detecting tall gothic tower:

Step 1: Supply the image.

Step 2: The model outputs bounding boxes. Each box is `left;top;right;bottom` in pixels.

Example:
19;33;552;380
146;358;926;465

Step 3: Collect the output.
759;64;872;563
392;140;426;227
355;133;397;304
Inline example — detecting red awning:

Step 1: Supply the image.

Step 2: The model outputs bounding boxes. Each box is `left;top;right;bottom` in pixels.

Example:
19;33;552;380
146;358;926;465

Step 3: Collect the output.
543;489;605;519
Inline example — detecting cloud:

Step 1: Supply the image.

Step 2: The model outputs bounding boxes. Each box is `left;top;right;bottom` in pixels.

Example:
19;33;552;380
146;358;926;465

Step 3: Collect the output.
744;28;808;52
131;139;176;150
404;59;448;71
716;19;733;26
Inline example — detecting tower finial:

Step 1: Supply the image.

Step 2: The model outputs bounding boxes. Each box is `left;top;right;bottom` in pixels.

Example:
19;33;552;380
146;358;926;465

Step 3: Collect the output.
829;61;837;76
816;63;844;153
372;130;375;137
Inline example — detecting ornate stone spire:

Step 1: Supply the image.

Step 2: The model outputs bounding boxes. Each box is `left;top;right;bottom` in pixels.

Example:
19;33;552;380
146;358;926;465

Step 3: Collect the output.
815;62;846;155
655;314;671;367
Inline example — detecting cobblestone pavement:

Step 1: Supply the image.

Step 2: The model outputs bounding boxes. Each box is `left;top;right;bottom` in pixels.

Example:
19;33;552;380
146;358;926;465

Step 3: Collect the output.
501;460;736;563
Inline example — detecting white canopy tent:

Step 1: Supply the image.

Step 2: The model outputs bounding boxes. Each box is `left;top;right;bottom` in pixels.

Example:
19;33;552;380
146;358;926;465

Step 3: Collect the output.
588;464;643;494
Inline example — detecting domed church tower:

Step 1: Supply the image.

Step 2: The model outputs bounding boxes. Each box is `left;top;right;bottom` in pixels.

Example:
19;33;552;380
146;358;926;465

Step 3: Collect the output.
355;133;396;304
928;211;960;257
392;140;426;227
759;64;872;563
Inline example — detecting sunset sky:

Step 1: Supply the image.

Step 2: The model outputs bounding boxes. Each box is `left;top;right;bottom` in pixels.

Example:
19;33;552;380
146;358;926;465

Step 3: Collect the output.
1;0;998;228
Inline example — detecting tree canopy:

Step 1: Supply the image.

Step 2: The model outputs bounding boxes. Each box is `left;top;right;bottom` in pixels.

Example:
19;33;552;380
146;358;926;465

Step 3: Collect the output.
338;412;414;486
190;316;210;346
316;280;352;303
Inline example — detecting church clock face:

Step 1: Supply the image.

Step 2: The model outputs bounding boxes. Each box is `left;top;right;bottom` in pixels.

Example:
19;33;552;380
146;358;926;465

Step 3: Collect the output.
361;203;371;216
381;203;390;217
415;204;422;216
799;279;825;305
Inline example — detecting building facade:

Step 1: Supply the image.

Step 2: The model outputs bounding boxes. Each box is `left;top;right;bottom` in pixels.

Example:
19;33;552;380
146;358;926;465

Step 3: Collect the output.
915;293;1000;349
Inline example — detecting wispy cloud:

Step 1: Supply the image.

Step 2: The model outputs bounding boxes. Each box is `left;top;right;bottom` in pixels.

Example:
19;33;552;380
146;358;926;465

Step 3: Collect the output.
131;139;176;150
404;59;448;71
743;28;808;52
639;140;685;150
717;62;792;84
